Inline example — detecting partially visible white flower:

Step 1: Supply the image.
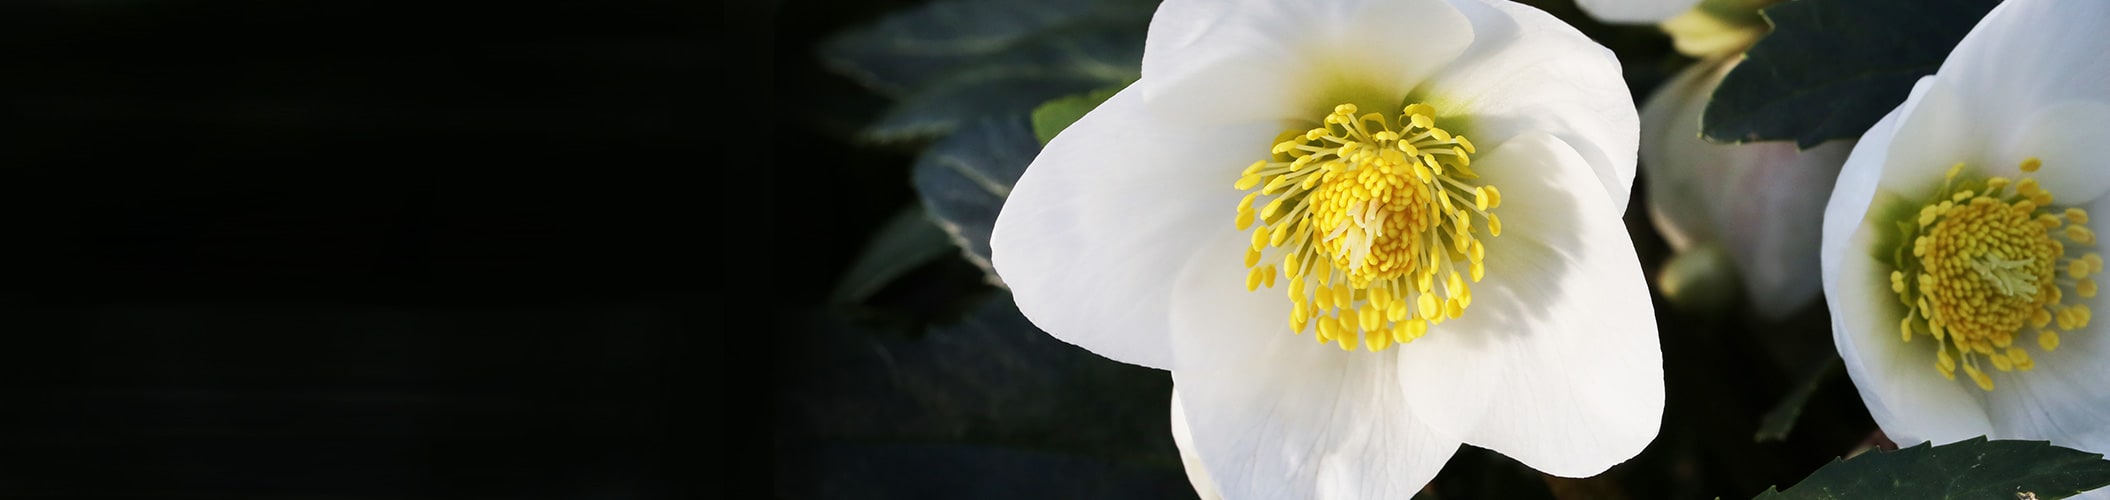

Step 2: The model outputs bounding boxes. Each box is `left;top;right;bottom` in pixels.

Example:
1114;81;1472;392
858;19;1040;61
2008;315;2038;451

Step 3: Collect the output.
1822;0;2110;461
1641;57;1853;319
991;0;1663;497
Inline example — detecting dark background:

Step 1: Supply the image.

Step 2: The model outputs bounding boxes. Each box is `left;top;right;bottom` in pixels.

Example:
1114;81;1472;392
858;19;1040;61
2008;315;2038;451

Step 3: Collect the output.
0;1;698;498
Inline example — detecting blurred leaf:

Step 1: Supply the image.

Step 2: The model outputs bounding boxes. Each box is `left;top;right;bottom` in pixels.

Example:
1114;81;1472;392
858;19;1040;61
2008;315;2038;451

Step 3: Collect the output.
1753;356;1839;442
1701;0;1998;148
1751;438;2110;499
911;115;1041;281
861;19;1148;141
775;441;1196;500
831;204;955;304
819;0;1142;96
1032;84;1127;145
777;292;1177;462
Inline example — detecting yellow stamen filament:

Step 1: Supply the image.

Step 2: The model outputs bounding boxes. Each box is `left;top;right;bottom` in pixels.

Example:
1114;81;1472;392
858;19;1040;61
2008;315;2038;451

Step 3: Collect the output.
1893;158;2098;391
1233;103;1493;352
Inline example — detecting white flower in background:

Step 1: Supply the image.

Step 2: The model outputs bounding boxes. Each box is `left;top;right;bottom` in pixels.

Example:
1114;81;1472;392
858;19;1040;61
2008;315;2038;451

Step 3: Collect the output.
1822;0;2110;460
1613;0;1848;320
1639;10;1854;319
990;0;1663;497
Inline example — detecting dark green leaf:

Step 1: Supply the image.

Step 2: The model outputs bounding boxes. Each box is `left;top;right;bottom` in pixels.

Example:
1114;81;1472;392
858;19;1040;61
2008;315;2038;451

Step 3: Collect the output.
1032;84;1127;145
911;115;1041;279
819;0;1139;96
830;204;956;304
1753;356;1839;442
860;21;1147;141
1752;438;2110;499
1701;0;1999;148
776;441;1196;500
778;294;1177;462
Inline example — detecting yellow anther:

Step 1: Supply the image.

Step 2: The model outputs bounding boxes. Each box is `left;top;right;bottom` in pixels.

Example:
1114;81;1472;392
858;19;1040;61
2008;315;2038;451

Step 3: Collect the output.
2068;225;2096;245
2021;157;2042;173
1937;348;1958;379
1234;102;1492;351
1964;361;1994;391
1367;328;1392;352
1888;158;2090;391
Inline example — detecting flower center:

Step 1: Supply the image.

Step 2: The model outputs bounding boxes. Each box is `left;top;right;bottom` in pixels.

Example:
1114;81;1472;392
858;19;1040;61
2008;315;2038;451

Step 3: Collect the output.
1233;103;1497;352
1891;159;2101;391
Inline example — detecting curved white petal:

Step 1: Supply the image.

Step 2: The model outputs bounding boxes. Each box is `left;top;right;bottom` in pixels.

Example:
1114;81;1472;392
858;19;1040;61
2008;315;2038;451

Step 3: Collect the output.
1170;390;1226;500
992;84;1280;370
1988;101;2110;205
1638;62;1721;251
1821;79;1994;447
1424;0;1641;212
1139;0;1474;125
1640;60;1850;319
1981;193;2110;451
1935;0;2110;139
1575;0;1700;24
1872;75;1976;198
1390;133;1662;477
1876;0;2110;201
1167;231;1462;500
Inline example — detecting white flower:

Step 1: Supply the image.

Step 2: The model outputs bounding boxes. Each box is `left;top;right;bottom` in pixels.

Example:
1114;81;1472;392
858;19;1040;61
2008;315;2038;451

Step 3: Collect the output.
990;0;1663;497
1641;56;1853;320
1821;0;2110;457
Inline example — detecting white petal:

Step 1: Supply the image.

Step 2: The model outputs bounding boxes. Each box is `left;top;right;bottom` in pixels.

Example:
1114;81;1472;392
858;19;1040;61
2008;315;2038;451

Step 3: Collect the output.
1873;77;1976;198
1390;133;1662;477
1988;101;2110;205
1640;59;1850;319
1166;231;1462;499
1638;62;1720;251
1821;80;1994;447
1574;0;1700;24
992;84;1279;370
1981;193;2110;450
1424;0;1641;213
1934;0;2110;137
1170;390;1225;500
1138;0;1474;125
1876;0;2110;200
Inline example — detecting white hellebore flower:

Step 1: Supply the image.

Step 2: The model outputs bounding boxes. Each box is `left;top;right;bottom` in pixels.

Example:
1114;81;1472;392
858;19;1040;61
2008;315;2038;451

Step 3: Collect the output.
1640;40;1853;320
1821;0;2110;457
990;0;1664;497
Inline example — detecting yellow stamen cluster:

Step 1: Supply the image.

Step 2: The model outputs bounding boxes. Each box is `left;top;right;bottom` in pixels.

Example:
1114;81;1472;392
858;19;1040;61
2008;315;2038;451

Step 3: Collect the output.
1890;159;2100;391
1233;102;1496;352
